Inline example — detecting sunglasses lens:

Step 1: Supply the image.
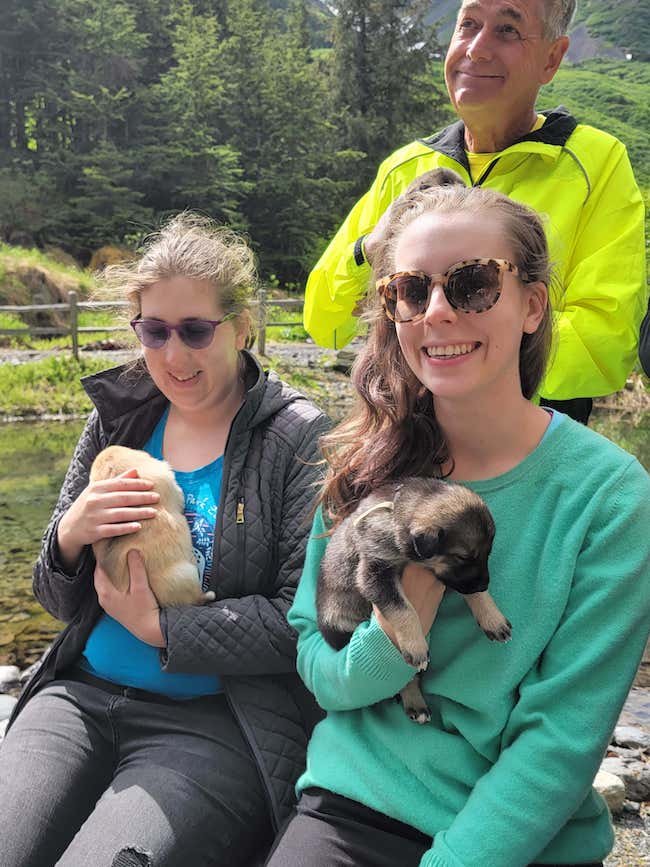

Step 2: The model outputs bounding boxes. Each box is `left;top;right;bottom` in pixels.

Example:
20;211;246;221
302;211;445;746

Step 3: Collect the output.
134;321;169;348
446;262;501;312
178;320;216;349
385;275;430;322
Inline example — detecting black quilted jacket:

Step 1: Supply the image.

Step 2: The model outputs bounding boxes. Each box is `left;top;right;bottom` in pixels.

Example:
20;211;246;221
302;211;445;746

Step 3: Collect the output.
10;351;329;830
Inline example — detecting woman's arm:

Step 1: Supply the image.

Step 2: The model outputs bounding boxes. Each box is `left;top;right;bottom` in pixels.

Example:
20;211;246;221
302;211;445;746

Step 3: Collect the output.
32;411;105;622
420;459;650;867
159;411;332;676
287;508;423;711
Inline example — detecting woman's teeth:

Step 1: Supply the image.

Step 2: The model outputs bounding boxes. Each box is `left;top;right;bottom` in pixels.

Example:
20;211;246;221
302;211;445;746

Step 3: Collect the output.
425;343;475;358
170;371;199;382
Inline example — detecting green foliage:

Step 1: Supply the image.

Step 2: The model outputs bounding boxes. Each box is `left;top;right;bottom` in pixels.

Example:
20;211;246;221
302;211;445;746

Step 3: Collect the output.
0;1;647;286
0;355;110;416
539;60;650;186
573;0;650;58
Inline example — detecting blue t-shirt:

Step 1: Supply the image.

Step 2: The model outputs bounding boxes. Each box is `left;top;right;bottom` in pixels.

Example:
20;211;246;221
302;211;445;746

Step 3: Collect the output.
82;408;223;698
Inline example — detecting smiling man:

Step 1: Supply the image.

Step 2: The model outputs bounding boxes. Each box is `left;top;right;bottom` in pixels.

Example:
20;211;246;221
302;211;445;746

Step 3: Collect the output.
304;0;646;423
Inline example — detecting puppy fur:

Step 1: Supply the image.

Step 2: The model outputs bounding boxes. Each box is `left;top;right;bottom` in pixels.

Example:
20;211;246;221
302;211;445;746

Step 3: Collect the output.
317;477;511;723
89;445;215;607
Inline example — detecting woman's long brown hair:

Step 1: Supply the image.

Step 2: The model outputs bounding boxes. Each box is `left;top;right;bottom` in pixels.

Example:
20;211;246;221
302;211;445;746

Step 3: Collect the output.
319;185;555;527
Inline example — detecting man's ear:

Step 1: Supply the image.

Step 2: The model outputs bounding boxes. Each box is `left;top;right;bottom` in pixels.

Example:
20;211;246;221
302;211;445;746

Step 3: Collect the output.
540;36;569;85
523;281;548;335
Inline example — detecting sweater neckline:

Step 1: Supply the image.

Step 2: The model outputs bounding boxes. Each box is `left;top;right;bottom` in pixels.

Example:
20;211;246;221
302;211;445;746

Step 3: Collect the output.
455;413;573;493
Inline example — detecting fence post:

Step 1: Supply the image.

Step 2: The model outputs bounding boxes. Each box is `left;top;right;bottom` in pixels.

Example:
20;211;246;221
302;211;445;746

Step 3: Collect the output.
69;291;79;360
257;287;267;356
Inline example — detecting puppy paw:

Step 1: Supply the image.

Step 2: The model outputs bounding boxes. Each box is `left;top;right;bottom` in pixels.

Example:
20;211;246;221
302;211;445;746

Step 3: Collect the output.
484;618;512;643
399;681;431;724
202;590;216;604
401;647;430;671
406;706;431;725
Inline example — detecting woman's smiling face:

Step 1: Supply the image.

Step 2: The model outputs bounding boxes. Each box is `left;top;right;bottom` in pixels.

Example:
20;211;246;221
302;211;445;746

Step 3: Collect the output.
392;211;546;404
139;275;246;415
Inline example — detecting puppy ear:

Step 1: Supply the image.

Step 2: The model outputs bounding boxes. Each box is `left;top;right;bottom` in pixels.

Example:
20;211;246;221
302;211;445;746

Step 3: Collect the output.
410;527;445;561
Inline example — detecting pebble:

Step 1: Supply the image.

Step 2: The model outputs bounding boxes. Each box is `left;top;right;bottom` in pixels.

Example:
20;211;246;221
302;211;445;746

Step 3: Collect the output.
601;757;650;802
614;724;650;751
0;665;21;691
0;693;18;722
594;770;626;815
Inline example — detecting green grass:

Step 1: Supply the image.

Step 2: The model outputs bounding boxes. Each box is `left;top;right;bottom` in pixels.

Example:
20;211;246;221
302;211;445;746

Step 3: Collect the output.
263;305;308;342
0;243;95;295
539;59;650;186
0;356;113;417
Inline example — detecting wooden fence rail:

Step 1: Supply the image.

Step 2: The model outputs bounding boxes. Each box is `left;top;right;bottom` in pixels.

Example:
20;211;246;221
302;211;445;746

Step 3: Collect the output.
0;289;304;359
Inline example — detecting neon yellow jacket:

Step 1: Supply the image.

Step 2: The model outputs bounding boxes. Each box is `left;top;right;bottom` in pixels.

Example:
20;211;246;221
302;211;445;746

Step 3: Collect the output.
304;108;647;400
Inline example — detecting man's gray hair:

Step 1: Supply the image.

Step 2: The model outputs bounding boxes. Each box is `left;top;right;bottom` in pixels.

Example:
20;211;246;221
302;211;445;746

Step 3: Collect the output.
542;0;577;40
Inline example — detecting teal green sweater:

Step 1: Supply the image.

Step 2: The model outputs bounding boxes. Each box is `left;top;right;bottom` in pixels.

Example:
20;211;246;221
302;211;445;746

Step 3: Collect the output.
289;416;650;867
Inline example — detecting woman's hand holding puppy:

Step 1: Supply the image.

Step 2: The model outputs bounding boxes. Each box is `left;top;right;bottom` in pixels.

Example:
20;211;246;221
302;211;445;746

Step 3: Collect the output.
57;468;160;572
94;550;165;647
373;564;446;653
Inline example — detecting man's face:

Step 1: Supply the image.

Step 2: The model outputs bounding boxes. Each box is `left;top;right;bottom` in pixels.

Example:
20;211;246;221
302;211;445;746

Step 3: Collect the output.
444;0;566;124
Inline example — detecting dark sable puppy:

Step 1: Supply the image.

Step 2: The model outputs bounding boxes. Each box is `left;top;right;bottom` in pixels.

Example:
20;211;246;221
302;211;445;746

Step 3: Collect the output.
317;477;511;723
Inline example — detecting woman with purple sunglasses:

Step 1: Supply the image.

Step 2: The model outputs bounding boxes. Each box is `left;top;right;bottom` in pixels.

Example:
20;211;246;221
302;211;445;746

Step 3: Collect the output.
0;213;328;866
264;184;650;867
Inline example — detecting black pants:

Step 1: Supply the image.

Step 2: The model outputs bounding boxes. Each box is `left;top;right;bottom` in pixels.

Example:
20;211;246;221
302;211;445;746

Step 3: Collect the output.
265;788;603;867
540;397;593;425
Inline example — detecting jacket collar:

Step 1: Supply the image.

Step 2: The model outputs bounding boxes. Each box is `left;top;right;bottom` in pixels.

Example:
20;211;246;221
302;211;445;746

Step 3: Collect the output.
421;106;578;171
80;350;291;443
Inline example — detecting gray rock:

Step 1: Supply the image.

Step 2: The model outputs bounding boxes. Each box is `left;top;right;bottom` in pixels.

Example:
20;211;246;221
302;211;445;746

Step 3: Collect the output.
594;770;626;815
0;694;18;722
614;725;650;751
0;665;21;691
601;756;650;802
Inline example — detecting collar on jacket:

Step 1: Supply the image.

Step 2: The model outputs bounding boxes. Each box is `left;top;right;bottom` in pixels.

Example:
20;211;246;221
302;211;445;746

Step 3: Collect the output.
421;106;578;172
81;350;297;446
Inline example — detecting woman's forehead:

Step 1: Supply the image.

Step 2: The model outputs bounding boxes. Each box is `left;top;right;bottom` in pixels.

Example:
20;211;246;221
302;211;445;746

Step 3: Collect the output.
394;211;513;271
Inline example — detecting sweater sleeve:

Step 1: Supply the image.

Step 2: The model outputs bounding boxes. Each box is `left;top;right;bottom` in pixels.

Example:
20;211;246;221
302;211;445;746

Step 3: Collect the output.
32;411;104;623
420;459;650;867
287;507;418;710
539;140;646;400
160;413;330;677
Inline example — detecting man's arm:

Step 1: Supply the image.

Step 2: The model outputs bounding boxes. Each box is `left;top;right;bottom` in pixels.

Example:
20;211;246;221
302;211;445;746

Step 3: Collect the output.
540;141;646;400
303;143;440;349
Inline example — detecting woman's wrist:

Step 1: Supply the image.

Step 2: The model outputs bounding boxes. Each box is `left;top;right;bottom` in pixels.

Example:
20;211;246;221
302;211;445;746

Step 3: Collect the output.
56;515;83;573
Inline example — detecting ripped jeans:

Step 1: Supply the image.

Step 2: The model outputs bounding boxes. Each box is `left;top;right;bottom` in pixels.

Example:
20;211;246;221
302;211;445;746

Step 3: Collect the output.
0;677;273;867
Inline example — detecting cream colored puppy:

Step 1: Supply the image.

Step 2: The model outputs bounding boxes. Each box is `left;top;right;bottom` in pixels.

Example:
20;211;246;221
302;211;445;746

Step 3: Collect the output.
89;445;215;607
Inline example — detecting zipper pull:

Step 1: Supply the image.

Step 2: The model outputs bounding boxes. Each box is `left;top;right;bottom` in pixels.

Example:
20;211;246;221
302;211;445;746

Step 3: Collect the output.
236;498;245;524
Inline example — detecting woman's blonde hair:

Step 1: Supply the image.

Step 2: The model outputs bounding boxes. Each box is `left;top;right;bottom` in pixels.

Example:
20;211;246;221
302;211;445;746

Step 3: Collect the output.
100;212;257;346
320;184;555;526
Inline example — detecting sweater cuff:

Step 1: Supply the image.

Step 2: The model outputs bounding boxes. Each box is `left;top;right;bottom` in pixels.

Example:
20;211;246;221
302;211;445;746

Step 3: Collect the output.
419;842;466;867
348;614;417;684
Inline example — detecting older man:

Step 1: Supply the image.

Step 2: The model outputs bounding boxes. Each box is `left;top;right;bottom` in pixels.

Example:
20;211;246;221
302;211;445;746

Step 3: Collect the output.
304;0;646;423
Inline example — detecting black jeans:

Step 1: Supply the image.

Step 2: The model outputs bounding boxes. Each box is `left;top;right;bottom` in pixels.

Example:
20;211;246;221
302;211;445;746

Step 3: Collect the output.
265;788;603;867
0;677;273;867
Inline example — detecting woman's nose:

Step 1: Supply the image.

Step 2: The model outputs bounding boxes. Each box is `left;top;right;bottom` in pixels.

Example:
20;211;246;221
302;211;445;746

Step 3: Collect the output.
163;330;190;359
423;283;458;326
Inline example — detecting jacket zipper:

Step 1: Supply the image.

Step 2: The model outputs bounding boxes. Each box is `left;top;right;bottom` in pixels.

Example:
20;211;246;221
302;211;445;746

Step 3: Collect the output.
236;493;245;587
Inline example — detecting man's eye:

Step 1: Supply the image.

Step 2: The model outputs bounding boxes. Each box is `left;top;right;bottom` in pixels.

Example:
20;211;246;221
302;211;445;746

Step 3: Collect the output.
458;18;479;32
496;23;521;40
